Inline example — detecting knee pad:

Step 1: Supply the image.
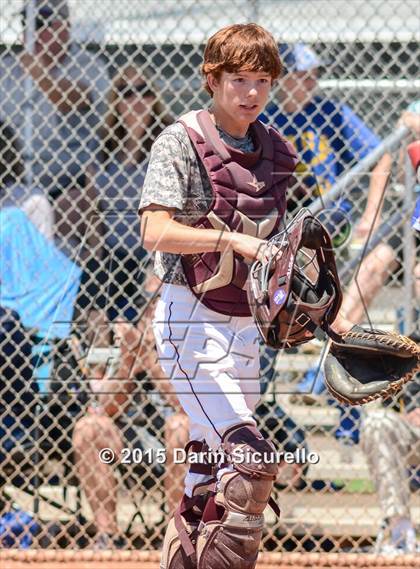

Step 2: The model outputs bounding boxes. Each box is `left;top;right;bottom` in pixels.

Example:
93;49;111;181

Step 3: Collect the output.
220;422;278;514
195;423;279;569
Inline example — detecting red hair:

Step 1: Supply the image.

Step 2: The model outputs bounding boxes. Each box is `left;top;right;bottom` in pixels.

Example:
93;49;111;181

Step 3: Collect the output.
202;24;281;95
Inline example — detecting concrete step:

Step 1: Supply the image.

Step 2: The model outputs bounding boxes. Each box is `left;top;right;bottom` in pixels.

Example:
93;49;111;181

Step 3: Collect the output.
274;353;321;373
305;434;370;480
278;397;340;429
8;483;417;539
266;491;419;537
271;432;370;482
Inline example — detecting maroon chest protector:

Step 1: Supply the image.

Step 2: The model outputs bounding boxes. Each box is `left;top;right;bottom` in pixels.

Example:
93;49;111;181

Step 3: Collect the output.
179;110;297;316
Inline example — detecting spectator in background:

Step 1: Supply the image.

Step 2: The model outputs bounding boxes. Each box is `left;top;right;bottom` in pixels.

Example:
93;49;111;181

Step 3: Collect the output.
349;100;420;338
0;119;83;491
261;43;394;333
263;43;381;204
97;64;172;326
343;102;420;334
94;63;172;398
0;121;53;239
361;380;419;554
361;113;419;554
0;0;109;268
72;65;184;547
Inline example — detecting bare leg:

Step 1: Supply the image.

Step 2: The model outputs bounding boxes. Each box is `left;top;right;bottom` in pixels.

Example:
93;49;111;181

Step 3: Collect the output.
164;411;189;514
112;301;163;382
112;304;181;410
110;306;185;516
73;414;123;535
334;243;398;332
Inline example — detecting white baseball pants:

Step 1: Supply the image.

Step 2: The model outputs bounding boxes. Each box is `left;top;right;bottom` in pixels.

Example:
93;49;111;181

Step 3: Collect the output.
153;283;261;496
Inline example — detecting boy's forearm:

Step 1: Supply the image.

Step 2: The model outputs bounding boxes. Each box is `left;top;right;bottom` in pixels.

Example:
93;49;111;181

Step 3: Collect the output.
142;216;234;254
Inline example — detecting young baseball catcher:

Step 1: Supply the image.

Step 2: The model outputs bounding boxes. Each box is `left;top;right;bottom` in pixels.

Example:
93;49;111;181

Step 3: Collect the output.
139;23;419;569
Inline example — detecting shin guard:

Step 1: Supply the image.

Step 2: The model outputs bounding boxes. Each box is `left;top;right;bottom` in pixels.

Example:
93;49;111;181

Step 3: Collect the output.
195;423;279;569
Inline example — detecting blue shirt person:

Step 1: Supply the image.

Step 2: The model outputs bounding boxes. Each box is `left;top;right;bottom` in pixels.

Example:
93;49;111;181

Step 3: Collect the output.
261;44;382;445
261;44;380;203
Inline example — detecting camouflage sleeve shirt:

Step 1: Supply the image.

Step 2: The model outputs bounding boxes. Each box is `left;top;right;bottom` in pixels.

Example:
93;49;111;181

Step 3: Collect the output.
138;121;254;285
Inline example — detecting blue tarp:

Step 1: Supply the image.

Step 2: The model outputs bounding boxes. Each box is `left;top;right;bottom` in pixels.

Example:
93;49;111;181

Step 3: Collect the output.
0;207;81;339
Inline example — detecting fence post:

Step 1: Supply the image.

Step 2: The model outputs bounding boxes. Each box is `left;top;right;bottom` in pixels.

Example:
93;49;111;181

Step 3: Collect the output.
402;147;416;334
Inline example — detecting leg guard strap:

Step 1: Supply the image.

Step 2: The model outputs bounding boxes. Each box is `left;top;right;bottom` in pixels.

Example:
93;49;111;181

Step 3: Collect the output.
185;440;215;476
172;479;216;563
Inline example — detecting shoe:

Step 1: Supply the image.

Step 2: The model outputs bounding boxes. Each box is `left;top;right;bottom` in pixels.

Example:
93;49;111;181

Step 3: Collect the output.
377;541;418;555
378;542;402;556
375;520;417;555
93;532;127;550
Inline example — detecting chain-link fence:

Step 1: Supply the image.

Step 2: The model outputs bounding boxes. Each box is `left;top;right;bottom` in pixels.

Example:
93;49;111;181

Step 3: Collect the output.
1;0;419;560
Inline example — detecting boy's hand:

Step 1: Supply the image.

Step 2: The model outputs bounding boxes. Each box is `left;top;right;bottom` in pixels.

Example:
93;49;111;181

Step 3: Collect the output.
230;233;279;264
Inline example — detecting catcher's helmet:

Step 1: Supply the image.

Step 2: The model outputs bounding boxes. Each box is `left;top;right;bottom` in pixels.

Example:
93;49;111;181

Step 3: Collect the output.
247;209;342;349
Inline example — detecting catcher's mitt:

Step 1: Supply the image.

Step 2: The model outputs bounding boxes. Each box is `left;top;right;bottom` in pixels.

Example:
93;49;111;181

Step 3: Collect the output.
247;209;342;349
324;326;420;405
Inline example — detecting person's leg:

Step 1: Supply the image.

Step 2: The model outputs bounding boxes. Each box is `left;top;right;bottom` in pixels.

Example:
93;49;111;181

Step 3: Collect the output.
72;414;123;536
164;411;190;514
334;243;398;332
155;285;276;569
153;285;261;458
360;408;419;551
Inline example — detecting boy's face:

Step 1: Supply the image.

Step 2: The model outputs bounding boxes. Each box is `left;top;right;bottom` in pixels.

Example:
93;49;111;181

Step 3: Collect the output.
209;69;272;129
